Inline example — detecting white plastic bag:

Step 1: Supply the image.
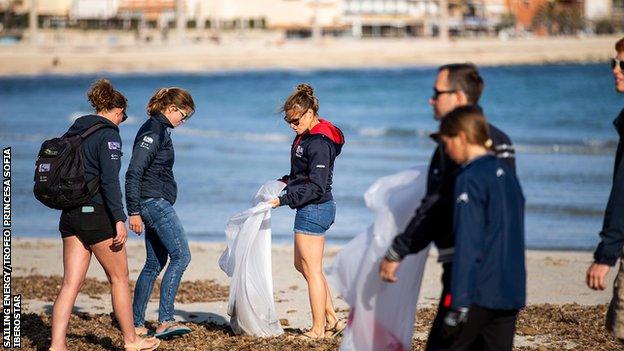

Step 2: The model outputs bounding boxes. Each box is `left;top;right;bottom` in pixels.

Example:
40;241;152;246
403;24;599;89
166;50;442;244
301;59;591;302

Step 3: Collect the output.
219;180;286;337
326;166;429;351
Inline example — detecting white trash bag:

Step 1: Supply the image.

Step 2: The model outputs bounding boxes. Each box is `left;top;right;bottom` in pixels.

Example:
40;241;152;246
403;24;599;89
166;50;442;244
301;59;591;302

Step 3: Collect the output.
326;166;429;351
219;180;286;337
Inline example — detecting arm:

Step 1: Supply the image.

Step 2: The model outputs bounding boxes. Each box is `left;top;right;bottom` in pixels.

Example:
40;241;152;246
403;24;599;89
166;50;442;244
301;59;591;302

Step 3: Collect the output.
124;130;160;216
279;139;332;209
593;159;624;266
97;130;127;223
450;176;484;309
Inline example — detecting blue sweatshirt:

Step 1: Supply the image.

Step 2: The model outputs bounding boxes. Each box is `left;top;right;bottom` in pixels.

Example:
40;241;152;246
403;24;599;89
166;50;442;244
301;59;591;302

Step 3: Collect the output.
451;154;526;311
125;113;177;215
279;119;345;209
64;115;126;222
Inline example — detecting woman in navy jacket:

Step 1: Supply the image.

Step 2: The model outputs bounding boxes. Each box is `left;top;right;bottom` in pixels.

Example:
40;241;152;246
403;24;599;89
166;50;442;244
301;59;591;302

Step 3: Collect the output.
269;84;345;339
125;87;195;339
438;106;526;350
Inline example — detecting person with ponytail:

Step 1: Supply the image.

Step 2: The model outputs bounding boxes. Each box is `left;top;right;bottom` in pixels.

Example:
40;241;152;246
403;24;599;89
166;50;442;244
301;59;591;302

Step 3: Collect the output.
268;84;346;339
437;106;526;350
125;87;195;339
51;79;160;351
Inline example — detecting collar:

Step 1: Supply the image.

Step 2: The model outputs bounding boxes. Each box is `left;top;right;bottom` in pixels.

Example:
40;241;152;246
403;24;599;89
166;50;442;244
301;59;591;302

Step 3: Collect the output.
152;112;174;128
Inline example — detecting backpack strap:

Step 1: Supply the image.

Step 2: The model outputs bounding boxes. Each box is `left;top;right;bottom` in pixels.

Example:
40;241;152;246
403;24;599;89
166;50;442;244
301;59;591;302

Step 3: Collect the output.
80;123;114;139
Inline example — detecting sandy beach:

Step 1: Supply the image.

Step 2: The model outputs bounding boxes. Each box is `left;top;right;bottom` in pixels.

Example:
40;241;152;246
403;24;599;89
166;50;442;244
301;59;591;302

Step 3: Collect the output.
0;35;621;77
11;237;623;350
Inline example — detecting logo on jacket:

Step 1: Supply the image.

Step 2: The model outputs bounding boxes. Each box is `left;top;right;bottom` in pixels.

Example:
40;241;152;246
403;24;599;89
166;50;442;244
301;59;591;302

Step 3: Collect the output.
38;163;50;172
295;145;304;157
143;136;154;144
108;142;121;150
496;168;505;177
457;192;469;204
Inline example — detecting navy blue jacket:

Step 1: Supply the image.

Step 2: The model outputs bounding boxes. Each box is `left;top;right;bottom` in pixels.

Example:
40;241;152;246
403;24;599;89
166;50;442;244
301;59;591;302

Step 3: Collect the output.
279;119;345;209
451;155;526;310
125;113;177;215
64;115;127;222
387;123;515;262
594;109;624;266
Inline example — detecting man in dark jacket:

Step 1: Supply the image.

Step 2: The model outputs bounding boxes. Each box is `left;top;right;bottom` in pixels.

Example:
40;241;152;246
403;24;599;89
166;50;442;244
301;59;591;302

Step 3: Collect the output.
587;37;624;343
379;63;515;350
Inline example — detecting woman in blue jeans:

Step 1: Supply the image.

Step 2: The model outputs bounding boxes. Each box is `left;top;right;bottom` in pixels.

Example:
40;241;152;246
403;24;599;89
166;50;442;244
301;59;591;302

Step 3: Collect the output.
269;84;346;339
125;87;195;339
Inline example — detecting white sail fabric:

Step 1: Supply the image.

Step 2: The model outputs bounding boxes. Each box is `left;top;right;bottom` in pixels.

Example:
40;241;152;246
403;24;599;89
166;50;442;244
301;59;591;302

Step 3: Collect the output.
326;166;429;351
219;180;286;337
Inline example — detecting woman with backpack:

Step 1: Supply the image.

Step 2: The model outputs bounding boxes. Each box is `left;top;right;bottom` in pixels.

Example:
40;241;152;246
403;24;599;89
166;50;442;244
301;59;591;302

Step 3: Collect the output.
125;88;195;339
49;79;160;351
268;84;345;339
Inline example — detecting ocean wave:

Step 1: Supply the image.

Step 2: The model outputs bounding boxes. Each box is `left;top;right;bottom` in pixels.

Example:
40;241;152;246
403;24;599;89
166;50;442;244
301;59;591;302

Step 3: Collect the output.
357;126;430;138
526;203;603;217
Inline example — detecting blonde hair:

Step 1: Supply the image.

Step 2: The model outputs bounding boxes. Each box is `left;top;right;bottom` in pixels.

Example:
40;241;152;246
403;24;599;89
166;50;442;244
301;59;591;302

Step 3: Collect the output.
147;87;195;116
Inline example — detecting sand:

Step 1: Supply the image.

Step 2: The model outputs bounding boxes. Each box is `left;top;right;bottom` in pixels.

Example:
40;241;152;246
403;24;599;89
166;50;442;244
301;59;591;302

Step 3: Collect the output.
0;35;621;76
10;237;623;350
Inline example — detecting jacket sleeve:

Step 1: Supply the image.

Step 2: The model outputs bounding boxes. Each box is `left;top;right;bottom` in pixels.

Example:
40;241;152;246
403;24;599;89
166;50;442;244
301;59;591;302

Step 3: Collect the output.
97;129;127;222
450;175;484;309
492;129;516;171
594;159;624;266
279;139;332;209
386;194;440;260
125;130;160;215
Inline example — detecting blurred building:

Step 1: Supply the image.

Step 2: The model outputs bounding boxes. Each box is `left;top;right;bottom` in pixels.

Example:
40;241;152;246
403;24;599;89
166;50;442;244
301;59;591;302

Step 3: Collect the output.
505;0;584;31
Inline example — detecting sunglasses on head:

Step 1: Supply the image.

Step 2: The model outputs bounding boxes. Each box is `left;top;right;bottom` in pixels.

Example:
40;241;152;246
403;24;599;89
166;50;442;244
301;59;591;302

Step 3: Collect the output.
431;87;458;100
612;58;624;71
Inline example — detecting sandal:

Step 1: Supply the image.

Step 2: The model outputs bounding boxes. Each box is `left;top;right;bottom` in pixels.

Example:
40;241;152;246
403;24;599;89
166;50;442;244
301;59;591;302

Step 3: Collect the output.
154;323;192;339
135;326;150;337
300;330;324;339
324;320;345;338
124;336;160;351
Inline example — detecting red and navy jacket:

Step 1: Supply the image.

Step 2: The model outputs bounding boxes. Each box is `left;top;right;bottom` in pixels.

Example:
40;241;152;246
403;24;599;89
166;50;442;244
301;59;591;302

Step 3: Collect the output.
279;119;345;209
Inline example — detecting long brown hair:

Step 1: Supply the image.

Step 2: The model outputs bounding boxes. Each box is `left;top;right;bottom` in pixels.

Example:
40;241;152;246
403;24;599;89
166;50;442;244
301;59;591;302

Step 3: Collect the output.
147;87;195;116
281;83;320;115
439;105;491;148
86;79;127;112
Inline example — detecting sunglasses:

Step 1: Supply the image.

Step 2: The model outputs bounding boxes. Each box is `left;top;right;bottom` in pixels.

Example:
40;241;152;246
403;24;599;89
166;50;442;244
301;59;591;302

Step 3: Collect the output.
175;106;194;122
122;110;128;123
283;109;308;126
612;58;624;71
431;87;458;100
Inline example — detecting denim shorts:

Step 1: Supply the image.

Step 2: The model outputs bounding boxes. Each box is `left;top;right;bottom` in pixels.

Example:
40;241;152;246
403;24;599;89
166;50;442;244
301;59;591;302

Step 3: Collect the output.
294;200;336;235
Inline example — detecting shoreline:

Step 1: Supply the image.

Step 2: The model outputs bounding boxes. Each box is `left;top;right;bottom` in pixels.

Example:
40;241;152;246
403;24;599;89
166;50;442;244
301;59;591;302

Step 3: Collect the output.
1;35;620;77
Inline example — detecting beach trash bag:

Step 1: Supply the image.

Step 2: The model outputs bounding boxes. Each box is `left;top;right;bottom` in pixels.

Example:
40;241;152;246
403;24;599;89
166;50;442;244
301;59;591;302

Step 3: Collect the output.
326;166;429;351
219;180;286;337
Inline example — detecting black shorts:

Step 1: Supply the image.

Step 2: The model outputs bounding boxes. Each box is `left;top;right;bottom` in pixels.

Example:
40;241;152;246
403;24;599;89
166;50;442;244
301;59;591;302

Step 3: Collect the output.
59;203;116;246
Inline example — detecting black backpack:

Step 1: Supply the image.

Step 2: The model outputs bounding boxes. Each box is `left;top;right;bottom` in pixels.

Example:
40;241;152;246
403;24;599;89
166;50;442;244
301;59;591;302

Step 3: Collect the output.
33;123;112;210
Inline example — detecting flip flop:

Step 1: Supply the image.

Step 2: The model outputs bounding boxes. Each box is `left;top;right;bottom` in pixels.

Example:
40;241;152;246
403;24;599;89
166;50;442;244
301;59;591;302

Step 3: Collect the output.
324;320;345;338
154;323;192;339
135;326;150;337
300;330;324;339
124;336;160;351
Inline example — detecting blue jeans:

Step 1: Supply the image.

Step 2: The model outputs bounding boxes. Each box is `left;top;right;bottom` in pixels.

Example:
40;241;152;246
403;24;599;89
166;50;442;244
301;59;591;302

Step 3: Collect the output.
293;200;336;235
133;198;191;326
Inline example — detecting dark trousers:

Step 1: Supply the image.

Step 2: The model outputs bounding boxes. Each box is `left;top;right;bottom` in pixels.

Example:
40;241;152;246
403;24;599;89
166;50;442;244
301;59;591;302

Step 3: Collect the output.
426;263;487;351
450;305;518;351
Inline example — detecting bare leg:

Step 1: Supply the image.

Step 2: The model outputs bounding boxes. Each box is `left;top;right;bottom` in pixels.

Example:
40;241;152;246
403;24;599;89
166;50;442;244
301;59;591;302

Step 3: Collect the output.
90;239;137;346
324;278;338;327
294;233;327;337
50;236;92;351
